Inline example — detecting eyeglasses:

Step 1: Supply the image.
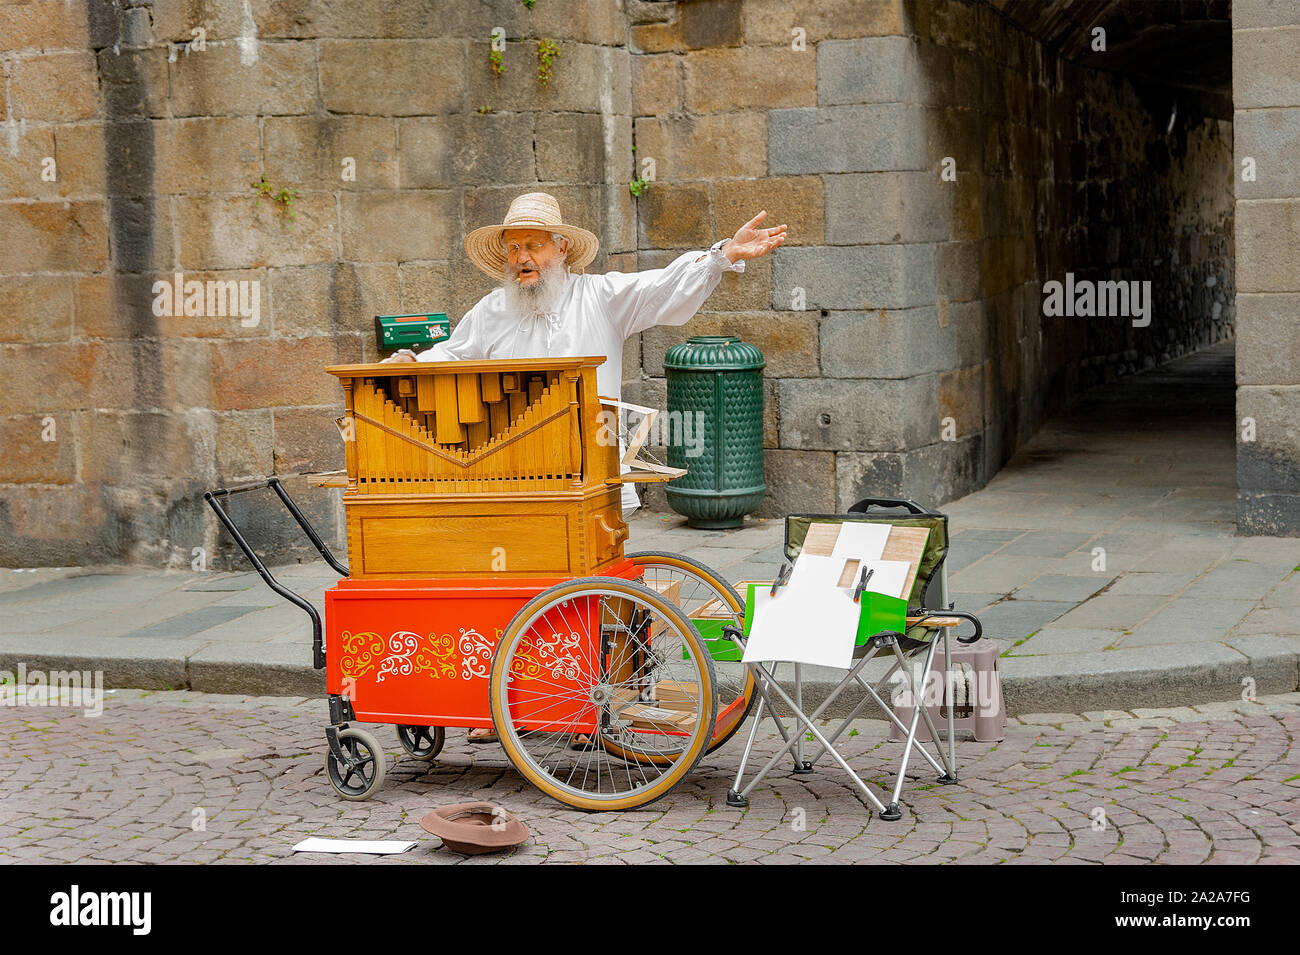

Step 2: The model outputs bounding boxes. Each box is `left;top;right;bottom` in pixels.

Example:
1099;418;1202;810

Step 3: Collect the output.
504;239;553;256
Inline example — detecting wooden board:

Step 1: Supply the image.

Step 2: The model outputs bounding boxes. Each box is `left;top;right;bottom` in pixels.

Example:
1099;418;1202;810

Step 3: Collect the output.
802;522;840;557
882;525;930;602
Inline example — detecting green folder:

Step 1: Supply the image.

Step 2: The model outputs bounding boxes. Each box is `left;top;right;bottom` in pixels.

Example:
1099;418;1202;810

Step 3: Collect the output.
743;582;907;650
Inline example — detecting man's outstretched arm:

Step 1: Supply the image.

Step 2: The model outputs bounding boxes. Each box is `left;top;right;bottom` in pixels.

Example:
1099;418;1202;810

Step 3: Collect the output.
601;210;788;339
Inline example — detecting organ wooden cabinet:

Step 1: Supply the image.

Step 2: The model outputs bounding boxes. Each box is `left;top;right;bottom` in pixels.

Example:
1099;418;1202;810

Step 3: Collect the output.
326;357;628;580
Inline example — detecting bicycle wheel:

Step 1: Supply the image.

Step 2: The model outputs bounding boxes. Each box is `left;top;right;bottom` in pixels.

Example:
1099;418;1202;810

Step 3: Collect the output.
489;576;717;811
625;551;757;755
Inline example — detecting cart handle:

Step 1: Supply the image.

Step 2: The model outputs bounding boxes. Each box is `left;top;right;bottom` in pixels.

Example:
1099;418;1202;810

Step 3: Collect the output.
203;477;347;670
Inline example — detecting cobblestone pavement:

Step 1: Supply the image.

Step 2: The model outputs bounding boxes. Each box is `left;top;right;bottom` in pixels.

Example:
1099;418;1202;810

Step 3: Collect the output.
3;690;1299;865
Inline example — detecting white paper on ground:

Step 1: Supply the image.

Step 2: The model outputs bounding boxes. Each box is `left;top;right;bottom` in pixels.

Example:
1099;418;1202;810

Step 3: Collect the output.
742;577;862;669
829;521;889;563
857;559;911;600
292;838;416;855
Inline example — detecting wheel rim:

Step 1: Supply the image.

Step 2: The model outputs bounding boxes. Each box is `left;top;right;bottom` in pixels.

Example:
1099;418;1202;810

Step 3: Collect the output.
492;581;715;807
628;555;756;754
397;724;442;759
329;735;377;795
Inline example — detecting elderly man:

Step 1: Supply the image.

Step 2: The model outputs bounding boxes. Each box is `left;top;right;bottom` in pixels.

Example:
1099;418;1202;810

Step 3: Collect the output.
384;191;785;744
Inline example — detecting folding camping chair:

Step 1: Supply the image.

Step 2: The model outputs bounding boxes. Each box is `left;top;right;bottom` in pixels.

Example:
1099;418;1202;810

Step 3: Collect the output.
721;497;983;821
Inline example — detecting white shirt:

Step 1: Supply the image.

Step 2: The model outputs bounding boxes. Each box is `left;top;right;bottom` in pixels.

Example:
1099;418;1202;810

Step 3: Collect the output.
418;246;745;509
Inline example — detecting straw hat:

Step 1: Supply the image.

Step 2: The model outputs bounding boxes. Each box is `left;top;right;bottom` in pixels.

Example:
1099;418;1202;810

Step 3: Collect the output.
464;192;599;280
419;801;530;855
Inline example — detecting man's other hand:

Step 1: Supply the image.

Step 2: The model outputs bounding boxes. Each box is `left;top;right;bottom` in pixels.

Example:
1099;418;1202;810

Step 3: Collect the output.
381;349;417;363
724;210;787;263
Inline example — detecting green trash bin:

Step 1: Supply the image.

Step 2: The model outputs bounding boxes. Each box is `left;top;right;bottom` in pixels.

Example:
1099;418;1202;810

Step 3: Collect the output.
663;335;766;529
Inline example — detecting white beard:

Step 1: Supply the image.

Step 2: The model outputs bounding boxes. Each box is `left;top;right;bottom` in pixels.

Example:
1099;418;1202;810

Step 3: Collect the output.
501;258;569;320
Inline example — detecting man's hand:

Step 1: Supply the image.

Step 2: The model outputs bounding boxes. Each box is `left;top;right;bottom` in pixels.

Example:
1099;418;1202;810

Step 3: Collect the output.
380;349;417;363
723;210;787;263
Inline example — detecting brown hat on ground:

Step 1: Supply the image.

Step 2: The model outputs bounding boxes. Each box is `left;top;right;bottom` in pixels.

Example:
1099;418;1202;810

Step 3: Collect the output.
419;801;530;855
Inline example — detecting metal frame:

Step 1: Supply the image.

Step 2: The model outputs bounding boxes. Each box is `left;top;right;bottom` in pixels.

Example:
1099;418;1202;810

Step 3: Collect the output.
723;498;983;821
202;476;347;670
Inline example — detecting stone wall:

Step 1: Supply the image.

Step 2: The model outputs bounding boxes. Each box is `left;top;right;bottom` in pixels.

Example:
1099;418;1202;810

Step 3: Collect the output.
0;0;634;568
632;0;1235;515
1233;0;1300;535
0;0;1269;570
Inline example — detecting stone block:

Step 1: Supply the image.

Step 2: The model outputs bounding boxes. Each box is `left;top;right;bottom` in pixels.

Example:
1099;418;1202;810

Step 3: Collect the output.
638;182;713;248
633;54;680;116
107;197;176;272
602;180;638;253
97;48;170;118
265;116;398;191
0;2;91;49
1238;491;1300;536
138;269;270;339
216;410;275;481
273;408;347;475
755;449;836;517
820;307;954;379
155;117;263;195
777;375;938;451
684;48;815;112
1233;0;1300;28
1234;106;1300;200
641;311;818;378
1235;293;1300;385
818;36;948;106
713;176;823;246
743;0;906;43
529;0;625;45
340;191;457;263
0;125;57;201
634;113;767;179
835;451;905;504
0;415;77;484
950;300;988;368
1236;386;1300;492
0;201;108;273
468;40;622;115
319;39;466;115
176;195;338;270
1236;199;1300;292
270;263;400;337
935;240;982;304
0;486;107;562
399;262;453;314
824;171;950;244
926;106;984;175
769;105;926;174
171;40;318;116
938;363;985;438
53;123;107;198
8;51;98;122
212;337;361;411
78;410;211;485
536;112;605;183
771;244;936;310
1232;26;1300;110
0;276;74;342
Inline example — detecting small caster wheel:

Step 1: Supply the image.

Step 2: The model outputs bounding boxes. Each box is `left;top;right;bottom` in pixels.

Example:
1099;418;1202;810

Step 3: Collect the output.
937;772;959;785
879;802;902;822
396;724;445;761
326;726;386;800
792;760;814;775
726;789;749;808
